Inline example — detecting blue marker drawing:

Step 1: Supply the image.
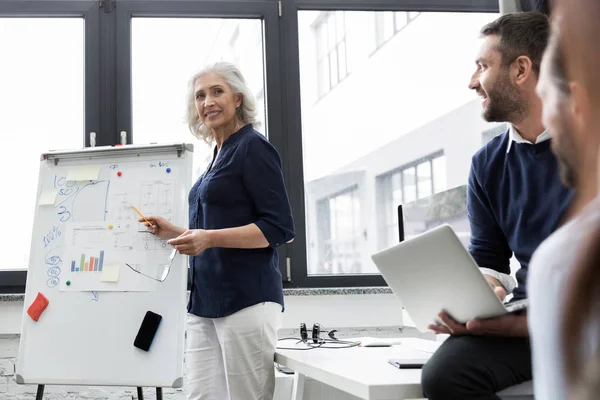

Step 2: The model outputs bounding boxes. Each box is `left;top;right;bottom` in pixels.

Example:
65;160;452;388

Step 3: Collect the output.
45;246;64;266
45;255;62;266
47;267;61;277
91;292;99;301
46;277;59;288
42;226;62;248
57;206;71;222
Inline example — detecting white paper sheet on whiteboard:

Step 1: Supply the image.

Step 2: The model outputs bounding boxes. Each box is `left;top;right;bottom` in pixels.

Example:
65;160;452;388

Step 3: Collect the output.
57;222;168;292
67;165;100;181
38;189;58;206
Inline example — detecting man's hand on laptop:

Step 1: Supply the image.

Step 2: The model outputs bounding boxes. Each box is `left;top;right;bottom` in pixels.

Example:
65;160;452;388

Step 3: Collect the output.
427;311;528;337
426;274;528;336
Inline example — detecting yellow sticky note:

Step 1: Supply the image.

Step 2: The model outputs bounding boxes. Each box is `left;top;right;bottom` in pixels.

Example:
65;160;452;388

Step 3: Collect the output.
101;265;120;283
39;189;58;206
66;166;100;181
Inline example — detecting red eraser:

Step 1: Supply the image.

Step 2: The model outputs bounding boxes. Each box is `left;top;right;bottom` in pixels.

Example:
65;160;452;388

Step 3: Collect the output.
27;292;49;322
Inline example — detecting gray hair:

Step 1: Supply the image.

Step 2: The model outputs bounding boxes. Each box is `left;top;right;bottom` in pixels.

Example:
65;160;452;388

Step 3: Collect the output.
186;62;260;144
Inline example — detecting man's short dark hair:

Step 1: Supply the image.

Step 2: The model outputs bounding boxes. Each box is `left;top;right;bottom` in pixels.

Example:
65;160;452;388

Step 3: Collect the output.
481;12;550;75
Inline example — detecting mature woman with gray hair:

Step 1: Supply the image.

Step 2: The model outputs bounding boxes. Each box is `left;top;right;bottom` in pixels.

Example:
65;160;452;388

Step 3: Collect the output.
143;61;295;400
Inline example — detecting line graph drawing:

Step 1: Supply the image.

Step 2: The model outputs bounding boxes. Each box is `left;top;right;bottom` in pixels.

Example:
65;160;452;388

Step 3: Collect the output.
69;181;111;222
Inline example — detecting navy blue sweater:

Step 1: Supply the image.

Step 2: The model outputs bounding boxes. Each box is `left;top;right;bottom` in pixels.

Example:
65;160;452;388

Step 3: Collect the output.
187;124;295;318
468;130;573;300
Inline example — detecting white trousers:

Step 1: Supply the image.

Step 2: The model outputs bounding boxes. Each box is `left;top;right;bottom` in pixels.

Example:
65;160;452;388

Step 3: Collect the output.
185;302;282;400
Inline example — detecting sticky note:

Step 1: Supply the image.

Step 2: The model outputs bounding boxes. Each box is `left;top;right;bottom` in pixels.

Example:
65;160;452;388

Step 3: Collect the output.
27;292;49;322
101;264;120;282
66;166;100;181
39;189;58;206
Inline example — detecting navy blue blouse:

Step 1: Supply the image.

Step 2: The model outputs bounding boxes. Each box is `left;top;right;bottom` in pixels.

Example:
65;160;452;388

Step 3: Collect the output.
187;124;295;318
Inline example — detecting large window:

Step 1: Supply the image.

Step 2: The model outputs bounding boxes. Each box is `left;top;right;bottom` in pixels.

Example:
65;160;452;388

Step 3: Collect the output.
298;10;500;279
0;0;283;293
1;0;501;292
0;18;85;272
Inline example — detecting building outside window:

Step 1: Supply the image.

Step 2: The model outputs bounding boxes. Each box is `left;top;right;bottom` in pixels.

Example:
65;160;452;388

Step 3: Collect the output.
316;187;362;275
314;11;348;97
482;123;508;145
377;152;447;250
373;11;420;51
300;11;501;277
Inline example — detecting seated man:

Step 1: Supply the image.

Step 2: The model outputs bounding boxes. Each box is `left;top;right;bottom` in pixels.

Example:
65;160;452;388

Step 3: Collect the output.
420;12;573;400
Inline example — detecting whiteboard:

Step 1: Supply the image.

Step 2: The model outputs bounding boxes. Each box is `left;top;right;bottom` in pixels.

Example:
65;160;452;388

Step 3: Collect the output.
16;144;193;388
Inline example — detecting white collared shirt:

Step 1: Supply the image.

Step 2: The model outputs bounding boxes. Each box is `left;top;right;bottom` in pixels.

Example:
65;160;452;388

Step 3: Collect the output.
479;267;517;295
506;124;550;153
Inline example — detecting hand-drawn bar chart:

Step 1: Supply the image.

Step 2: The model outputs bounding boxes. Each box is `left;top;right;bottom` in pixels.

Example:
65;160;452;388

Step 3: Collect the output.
70;251;105;272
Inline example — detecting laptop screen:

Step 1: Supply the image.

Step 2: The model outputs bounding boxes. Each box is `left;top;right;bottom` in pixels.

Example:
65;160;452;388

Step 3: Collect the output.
398;185;468;246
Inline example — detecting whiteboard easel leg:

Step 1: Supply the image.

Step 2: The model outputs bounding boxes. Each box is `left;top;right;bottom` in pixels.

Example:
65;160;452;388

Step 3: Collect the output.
36;385;45;400
156;387;163;400
137;387;144;400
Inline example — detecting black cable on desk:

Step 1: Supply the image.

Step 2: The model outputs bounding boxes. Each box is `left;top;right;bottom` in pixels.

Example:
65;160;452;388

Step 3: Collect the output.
276;337;361;350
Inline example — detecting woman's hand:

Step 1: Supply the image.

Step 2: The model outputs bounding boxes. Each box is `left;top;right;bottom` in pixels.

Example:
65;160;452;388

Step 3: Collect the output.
168;230;213;256
141;216;185;240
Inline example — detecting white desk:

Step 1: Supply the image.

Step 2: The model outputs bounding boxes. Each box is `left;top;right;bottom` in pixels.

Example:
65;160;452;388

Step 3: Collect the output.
275;338;534;400
275;339;431;400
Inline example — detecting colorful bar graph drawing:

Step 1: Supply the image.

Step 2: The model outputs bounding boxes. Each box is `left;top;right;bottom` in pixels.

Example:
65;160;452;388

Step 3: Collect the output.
72;251;105;272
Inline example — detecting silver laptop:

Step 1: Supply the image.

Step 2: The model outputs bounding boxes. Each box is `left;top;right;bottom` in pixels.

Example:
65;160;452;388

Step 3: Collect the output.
371;224;527;332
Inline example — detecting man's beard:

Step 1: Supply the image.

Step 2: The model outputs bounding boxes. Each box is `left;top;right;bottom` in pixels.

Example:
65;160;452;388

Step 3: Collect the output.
482;73;526;123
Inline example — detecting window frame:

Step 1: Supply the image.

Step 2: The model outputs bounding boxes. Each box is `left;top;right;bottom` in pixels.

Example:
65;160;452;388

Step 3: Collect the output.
115;0;287;279
0;0;500;293
0;0;286;293
281;0;499;288
0;0;101;293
